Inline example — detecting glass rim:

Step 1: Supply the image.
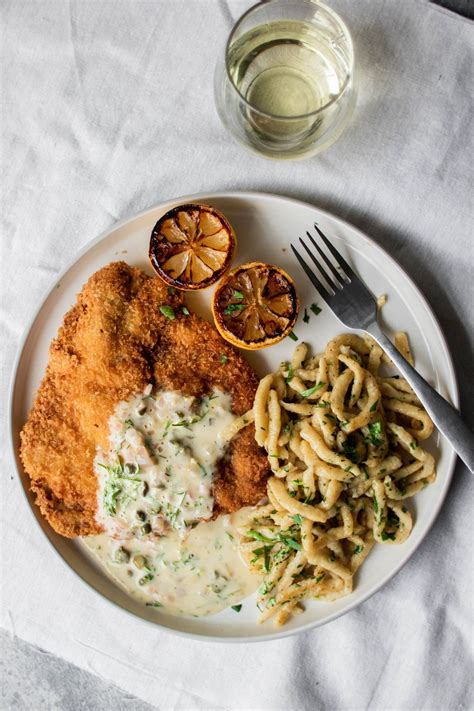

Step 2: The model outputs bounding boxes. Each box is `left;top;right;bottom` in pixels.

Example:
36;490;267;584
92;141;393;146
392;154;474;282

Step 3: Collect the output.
224;0;354;122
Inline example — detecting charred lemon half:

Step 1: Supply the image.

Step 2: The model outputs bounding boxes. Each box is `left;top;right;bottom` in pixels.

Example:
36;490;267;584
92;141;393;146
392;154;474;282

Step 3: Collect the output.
149;204;236;290
212;261;299;350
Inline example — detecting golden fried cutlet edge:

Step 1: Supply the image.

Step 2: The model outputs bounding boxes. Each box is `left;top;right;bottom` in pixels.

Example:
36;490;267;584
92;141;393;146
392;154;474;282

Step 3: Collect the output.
19;262;269;538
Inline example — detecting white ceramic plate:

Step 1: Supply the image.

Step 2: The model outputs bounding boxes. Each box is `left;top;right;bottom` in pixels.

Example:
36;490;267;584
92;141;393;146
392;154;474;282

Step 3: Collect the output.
9;191;458;642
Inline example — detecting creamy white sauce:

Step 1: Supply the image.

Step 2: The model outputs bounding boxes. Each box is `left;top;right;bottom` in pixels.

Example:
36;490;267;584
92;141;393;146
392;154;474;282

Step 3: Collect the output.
95;387;236;538
83;386;260;616
83;513;258;616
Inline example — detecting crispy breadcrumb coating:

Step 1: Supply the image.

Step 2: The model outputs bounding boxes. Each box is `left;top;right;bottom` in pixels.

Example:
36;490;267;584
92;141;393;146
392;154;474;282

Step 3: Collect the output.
20;262;269;537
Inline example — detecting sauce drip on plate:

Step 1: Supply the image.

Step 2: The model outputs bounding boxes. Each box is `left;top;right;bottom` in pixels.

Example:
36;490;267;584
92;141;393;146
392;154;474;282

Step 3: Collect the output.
83;513;258;616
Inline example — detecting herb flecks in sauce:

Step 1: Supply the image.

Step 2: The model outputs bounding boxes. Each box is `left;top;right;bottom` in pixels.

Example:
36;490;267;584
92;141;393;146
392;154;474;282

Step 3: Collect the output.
83;514;258;618
87;387;260;617
96;387;235;537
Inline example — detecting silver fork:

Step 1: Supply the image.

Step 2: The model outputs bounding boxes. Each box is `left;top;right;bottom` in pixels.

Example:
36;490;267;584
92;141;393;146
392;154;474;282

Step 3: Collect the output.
291;224;474;472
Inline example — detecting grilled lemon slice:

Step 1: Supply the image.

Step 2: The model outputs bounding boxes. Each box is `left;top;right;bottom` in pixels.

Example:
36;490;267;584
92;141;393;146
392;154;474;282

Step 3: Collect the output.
149;204;236;290
212;261;299;350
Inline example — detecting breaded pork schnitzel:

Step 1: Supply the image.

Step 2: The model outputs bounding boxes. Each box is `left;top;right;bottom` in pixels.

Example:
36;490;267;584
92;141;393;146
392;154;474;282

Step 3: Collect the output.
20;262;269;538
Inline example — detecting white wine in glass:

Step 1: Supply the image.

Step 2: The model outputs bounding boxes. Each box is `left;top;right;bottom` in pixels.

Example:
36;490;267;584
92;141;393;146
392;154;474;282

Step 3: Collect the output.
215;1;355;160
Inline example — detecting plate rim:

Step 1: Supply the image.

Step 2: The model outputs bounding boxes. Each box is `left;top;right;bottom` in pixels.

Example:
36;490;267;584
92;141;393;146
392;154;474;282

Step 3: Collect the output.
8;189;459;644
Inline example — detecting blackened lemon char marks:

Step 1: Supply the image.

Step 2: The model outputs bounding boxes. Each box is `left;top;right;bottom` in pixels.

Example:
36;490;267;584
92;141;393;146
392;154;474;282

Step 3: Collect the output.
213;261;299;349
149;203;236;290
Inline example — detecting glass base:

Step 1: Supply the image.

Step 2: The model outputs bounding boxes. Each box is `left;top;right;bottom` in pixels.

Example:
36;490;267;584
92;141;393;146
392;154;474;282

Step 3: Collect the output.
215;79;357;161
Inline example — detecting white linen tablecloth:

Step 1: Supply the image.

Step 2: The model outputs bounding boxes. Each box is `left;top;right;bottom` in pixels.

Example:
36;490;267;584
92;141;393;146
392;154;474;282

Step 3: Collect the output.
1;1;473;709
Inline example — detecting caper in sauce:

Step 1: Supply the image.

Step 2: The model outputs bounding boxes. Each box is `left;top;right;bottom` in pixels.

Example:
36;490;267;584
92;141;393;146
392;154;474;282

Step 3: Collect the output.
114;546;130;564
133;554;147;569
139;573;154;586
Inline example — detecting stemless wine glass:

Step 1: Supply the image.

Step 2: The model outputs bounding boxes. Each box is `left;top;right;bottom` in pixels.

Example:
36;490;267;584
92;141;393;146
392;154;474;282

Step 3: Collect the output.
214;0;356;160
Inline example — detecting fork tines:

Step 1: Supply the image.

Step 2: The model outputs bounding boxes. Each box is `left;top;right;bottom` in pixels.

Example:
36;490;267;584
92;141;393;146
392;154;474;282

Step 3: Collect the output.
291;223;354;302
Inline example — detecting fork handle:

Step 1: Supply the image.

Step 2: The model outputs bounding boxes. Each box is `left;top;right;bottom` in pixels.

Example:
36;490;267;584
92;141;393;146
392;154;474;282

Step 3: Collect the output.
367;321;474;472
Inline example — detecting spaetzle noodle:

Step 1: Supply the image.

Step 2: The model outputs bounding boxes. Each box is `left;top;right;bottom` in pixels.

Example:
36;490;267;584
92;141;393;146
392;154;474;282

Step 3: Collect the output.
237;333;437;626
